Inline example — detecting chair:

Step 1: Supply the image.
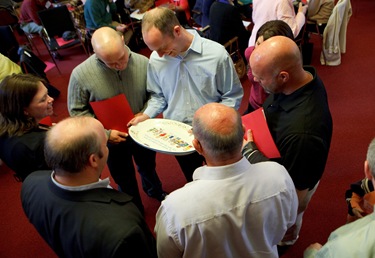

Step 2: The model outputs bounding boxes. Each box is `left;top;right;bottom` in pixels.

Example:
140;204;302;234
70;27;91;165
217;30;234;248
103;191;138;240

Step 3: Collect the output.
0;6;42;56
0;25;20;63
19;47;61;98
223;36;246;79
37;5;89;65
115;7;142;48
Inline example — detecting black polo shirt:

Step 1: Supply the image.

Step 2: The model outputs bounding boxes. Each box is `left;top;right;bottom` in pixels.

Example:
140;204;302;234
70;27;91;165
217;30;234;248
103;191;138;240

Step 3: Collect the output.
264;66;333;190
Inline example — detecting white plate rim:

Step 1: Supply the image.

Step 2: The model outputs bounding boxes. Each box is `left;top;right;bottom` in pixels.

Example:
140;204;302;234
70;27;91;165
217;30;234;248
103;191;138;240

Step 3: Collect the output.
129;118;196;156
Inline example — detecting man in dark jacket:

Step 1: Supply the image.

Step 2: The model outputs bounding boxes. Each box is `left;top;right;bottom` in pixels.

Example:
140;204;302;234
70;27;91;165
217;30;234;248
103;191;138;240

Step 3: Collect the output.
21;116;157;258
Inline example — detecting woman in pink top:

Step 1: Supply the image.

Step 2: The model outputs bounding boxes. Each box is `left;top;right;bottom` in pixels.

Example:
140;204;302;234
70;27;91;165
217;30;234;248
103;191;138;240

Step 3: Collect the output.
249;0;307;47
244;20;294;114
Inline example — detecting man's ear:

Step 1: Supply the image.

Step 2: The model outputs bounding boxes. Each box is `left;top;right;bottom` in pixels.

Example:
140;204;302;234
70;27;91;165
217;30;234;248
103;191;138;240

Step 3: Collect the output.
192;138;203;155
364;160;372;180
279;71;289;83
173;25;181;37
88;154;99;169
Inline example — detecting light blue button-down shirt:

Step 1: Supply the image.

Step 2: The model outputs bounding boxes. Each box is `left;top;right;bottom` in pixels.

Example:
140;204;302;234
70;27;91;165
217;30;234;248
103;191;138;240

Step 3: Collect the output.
304;208;375;258
144;30;243;125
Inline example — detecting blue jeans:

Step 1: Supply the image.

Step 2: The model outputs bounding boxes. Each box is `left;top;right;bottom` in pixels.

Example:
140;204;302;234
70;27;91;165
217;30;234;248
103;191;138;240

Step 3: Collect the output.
21;22;43;35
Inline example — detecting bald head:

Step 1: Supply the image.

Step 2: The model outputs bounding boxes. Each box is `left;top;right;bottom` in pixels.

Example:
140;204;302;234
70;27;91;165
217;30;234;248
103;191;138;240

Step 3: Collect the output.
45;116;107;173
91;27;129;70
92;27;124;56
192;103;244;162
250;36;307;94
49;116;103;146
251;36;301;73
194;103;240;136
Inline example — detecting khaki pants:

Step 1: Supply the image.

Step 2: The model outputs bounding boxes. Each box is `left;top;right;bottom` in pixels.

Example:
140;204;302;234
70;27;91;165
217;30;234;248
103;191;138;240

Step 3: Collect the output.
279;181;320;246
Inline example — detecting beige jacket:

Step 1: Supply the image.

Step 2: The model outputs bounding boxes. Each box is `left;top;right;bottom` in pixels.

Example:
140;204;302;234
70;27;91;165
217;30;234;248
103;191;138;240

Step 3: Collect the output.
307;0;334;25
321;0;352;66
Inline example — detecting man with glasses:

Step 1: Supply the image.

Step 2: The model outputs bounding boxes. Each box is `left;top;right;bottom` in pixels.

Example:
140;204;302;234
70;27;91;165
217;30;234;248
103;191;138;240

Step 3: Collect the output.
68;27;167;214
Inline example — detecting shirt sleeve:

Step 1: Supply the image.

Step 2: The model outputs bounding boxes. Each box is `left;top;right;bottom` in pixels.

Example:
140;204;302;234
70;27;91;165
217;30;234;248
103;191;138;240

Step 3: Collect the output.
216;53;244;110
154;205;183;258
67;69;95;117
143;61;168;118
277;0;306;38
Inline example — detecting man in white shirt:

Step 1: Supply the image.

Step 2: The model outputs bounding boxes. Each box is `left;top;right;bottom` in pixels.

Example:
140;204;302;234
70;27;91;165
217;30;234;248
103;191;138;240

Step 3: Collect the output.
154;103;298;258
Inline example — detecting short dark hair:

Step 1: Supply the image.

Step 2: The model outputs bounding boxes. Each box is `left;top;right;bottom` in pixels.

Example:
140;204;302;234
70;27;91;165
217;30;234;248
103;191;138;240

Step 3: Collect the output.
256;20;294;43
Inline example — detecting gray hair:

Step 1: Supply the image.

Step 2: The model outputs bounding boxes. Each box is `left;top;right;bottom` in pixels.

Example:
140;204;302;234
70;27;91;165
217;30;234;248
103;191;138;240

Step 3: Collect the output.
367;138;375;177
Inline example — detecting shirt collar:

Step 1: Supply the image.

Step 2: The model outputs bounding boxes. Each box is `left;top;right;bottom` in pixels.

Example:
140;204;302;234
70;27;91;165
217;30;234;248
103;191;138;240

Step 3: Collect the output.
184;29;202;56
51;171;112;191
267;66;317;112
192;157;251;181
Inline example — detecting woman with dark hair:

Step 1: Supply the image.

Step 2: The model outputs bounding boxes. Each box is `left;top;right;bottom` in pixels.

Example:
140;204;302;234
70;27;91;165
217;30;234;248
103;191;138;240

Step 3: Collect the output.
244;20;294;114
0;73;54;181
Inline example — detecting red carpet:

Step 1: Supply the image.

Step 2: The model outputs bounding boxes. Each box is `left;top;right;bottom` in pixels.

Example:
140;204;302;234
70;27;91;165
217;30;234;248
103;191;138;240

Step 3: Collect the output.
1;1;375;256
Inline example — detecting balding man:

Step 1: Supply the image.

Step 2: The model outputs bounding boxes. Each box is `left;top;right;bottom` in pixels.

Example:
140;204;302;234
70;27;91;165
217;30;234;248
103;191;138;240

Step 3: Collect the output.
154;103;298;258
68;27;167;213
21;116;157;258
249;36;333;246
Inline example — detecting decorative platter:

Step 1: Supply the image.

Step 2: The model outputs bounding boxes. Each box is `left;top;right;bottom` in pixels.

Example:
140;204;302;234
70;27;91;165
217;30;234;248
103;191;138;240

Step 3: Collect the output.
129;119;195;156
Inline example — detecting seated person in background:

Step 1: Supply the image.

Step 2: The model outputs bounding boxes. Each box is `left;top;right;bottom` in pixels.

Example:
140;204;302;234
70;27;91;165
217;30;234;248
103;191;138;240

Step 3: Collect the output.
68;0;87;43
243;20;294;114
209;0;250;62
304;137;375;258
154;102;298;258
21;116;157;258
191;0;214;27
163;0;192;27
235;0;253;21
18;0;47;35
248;0;308;46
84;0;128;34
0;74;53;181
0;0;20;18
0;53;22;82
306;0;334;33
345;162;375;223
125;0;154;13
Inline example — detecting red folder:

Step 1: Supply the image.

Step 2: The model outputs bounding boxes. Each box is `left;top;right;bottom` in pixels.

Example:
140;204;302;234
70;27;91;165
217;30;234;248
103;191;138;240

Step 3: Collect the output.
241;108;280;159
90;94;134;133
39;116;53;126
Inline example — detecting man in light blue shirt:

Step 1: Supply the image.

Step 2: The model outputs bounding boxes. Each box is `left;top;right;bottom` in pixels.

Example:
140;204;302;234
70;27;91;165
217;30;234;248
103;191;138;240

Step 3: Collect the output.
304;137;375;258
129;7;243;182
